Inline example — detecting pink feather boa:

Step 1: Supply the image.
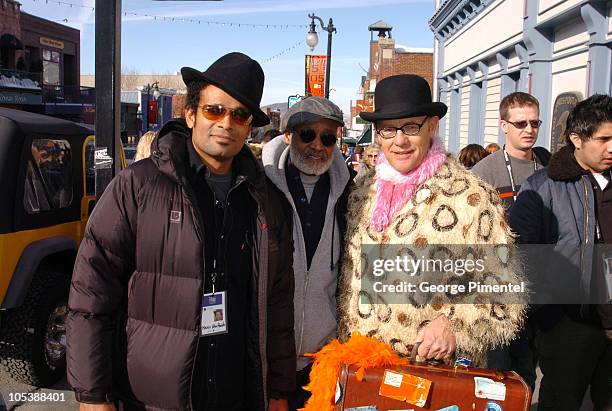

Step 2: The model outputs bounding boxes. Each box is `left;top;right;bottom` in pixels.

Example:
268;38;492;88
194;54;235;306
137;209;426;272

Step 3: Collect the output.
370;139;447;232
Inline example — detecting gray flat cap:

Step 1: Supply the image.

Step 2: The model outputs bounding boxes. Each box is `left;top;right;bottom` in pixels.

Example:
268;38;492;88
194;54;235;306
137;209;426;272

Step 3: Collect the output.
281;96;344;132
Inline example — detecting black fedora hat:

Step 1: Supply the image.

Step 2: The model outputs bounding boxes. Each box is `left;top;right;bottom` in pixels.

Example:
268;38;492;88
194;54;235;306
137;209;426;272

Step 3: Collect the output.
359;74;447;122
181;52;270;127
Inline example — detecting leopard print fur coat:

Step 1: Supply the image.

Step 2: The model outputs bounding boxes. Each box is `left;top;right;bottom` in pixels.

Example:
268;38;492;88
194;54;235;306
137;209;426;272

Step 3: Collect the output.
338;157;527;365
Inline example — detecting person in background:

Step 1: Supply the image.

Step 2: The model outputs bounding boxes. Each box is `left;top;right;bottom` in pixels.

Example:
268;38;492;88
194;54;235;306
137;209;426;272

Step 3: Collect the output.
510;94;612;410
485;142;501;154
262;128;282;146
262;96;355;410
458;143;488;169
471;91;548;390
353;145;364;163
353;143;380;185
134;130;156;162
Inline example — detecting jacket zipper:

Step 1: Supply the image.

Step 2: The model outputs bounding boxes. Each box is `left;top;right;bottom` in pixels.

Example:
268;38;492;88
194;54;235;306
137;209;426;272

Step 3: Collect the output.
581;178;589;273
297;268;309;357
181;184;207;411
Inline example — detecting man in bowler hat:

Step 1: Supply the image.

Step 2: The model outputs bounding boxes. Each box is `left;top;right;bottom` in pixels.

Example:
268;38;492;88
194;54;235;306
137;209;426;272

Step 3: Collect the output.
337;74;525;368
67;52;295;411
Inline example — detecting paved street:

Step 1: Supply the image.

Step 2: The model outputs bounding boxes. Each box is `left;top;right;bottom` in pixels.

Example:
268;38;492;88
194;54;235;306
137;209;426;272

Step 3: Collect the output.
0;371;76;411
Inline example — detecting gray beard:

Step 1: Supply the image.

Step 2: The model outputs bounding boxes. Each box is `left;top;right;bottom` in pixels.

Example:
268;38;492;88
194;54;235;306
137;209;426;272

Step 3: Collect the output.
289;143;333;176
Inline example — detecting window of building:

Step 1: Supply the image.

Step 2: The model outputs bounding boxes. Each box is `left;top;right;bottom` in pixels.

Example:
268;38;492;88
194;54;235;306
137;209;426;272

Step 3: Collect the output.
23;138;73;214
42;49;60;85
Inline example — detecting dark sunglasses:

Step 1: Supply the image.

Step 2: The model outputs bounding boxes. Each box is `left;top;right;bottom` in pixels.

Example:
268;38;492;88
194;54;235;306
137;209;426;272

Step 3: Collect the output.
506;119;542;129
199;104;253;126
298;129;337;147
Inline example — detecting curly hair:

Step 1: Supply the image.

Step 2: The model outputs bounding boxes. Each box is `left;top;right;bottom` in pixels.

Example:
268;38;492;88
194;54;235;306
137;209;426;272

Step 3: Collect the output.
184;80;208;113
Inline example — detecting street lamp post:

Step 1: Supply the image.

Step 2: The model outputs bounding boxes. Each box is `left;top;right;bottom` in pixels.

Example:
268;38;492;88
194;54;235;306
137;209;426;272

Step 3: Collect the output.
305;13;336;99
144;81;161;132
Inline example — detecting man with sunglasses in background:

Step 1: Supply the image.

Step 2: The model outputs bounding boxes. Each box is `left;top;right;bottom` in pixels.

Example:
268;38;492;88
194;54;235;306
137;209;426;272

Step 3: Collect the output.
67;52;295;411
471;92;549;391
261;97;355;410
472;92;549;208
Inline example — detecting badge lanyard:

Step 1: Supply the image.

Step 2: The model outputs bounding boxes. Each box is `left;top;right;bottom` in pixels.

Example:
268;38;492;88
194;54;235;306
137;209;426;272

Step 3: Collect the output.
211;259;217;294
201;258;228;336
503;146;537;201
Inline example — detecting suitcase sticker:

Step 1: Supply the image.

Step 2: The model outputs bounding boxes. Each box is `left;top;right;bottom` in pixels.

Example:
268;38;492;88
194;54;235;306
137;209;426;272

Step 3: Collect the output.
379;369;432;407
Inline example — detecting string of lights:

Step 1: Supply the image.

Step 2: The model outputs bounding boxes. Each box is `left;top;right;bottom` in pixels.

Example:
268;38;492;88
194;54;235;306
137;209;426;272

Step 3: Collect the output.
261;41;305;63
26;0;308;30
30;0;94;10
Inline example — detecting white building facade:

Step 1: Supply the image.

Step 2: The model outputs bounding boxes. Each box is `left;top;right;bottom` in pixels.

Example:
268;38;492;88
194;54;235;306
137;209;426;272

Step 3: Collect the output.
429;0;612;153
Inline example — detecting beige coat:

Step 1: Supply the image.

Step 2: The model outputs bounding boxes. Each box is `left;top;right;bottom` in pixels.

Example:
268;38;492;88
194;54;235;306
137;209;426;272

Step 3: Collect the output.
338;158;526;364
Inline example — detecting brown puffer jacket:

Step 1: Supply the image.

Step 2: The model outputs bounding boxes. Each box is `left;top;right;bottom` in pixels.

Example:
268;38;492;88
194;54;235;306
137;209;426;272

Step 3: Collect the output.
66;119;295;410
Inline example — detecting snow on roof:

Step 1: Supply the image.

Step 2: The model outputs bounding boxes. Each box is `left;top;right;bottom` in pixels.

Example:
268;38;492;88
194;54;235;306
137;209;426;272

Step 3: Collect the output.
395;44;434;54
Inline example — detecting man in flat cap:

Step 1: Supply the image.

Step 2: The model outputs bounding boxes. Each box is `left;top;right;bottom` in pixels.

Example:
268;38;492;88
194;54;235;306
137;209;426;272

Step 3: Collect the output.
67;52;295;411
261;97;355;410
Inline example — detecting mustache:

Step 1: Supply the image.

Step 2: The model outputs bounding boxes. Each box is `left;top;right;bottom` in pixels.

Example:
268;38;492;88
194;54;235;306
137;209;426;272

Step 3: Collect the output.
302;147;328;160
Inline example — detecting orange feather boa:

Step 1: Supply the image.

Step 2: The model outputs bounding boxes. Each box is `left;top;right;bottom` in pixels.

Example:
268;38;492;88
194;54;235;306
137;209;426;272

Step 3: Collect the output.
300;334;408;411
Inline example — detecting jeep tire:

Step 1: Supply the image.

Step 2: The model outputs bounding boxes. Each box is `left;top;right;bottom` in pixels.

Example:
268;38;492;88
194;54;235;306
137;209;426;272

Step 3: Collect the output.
0;271;70;387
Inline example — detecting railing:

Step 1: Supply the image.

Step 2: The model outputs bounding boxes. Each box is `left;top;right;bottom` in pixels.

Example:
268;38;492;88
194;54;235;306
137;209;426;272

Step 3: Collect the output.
42;85;96;105
0;69;42;90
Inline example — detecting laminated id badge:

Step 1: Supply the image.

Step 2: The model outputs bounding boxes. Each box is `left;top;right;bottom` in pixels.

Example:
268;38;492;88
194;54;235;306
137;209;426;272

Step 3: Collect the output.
201;291;228;336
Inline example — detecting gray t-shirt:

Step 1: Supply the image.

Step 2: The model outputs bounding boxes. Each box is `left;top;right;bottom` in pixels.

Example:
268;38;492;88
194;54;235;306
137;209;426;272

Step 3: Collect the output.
300;173;321;203
471;149;545;207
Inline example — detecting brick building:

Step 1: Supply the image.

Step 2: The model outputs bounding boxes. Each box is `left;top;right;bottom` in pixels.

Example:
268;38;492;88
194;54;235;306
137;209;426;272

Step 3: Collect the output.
366;21;434;91
1;0;83;115
348;20;434;143
1;0;22;71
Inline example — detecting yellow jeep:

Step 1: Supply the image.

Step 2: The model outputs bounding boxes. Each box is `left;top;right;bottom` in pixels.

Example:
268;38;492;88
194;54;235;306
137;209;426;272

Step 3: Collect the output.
0;107;125;387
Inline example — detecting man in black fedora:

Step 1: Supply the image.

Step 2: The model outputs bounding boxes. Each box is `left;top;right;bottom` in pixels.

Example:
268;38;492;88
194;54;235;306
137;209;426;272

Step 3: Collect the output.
336;74;526;368
67;52;295;411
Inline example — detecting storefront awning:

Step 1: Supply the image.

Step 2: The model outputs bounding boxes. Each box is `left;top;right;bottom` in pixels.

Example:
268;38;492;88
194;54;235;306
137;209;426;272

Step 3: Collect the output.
0;33;24;49
356;124;372;146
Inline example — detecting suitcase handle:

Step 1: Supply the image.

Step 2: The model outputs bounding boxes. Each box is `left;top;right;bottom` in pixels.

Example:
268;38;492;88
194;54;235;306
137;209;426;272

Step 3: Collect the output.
410;342;454;366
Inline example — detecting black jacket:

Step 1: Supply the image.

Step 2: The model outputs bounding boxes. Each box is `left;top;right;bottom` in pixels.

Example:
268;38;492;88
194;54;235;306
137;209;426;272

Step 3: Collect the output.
67;119;295;410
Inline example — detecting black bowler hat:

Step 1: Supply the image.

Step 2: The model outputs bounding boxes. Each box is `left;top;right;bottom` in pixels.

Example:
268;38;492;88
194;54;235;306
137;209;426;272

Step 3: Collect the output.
181;52;270;127
359;74;447;122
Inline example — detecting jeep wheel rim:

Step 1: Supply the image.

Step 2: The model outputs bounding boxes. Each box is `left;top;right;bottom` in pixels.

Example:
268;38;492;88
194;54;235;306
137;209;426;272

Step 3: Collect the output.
44;303;68;367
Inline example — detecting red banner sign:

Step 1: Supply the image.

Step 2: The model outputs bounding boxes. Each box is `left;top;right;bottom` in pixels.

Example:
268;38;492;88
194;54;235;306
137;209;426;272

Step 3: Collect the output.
305;55;327;97
148;100;158;124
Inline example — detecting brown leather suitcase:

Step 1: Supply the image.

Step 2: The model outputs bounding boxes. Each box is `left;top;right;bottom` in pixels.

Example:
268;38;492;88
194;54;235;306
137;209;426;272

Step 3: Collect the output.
334;362;532;411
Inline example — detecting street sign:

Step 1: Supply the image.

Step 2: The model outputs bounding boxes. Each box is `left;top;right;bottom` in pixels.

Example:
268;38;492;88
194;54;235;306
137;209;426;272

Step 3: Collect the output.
288;94;305;109
288;95;302;109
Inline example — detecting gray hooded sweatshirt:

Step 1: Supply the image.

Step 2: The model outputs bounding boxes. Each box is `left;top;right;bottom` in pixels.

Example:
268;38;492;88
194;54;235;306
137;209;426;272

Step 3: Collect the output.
262;136;350;371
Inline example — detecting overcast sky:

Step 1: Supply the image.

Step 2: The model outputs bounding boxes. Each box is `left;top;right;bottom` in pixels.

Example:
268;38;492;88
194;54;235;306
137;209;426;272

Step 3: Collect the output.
19;0;436;115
